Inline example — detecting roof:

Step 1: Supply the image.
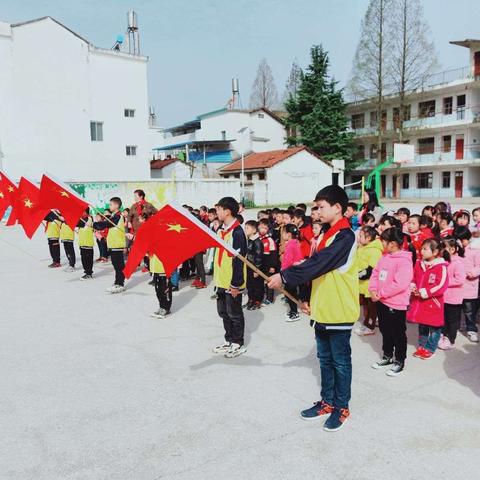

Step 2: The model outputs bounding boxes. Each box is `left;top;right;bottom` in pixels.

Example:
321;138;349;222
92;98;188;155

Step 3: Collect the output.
220;146;332;173
153;139;234;151
11;16;90;44
450;39;480;48
150;158;180;170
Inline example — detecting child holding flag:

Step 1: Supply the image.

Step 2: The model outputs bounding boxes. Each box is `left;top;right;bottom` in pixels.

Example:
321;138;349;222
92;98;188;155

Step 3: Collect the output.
59;216;76;272
44;211;62;268
212;197;248;358
76;208;95;280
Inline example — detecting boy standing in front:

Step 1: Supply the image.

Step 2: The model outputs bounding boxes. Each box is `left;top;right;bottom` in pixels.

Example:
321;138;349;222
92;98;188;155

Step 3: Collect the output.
212;197;248;358
268;185;359;432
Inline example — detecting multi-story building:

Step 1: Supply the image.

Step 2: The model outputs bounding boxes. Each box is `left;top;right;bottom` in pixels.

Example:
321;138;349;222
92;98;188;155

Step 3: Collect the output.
0;15;151;182
345;39;480;200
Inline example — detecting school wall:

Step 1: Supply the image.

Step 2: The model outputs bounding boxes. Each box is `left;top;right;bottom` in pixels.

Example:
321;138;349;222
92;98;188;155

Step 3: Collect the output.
67;179;241;210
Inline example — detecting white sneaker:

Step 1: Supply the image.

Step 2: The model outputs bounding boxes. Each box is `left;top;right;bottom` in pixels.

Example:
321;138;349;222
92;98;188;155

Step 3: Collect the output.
64;266;76;272
286;312;300;322
106;284;125;294
212;342;231;354
355;325;375;336
467;331;479;343
150;308;170;319
225;343;247;358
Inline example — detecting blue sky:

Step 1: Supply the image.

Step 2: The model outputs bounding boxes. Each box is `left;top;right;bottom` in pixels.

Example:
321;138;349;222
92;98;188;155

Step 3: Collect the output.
2;0;479;125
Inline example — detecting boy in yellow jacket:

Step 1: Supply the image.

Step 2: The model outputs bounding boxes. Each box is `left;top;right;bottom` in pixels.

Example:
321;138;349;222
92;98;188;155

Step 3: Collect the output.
76;208;95;280
44;211;62;268
59;216;76;272
268;185;358;432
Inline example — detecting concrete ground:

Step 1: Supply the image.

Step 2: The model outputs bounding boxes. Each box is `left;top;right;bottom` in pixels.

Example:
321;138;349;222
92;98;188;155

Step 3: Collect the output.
1;225;480;480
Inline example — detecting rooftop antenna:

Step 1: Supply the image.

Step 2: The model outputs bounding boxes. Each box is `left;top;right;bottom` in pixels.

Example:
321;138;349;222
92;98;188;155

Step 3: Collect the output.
149;106;156;126
111;34;124;51
126;11;140;55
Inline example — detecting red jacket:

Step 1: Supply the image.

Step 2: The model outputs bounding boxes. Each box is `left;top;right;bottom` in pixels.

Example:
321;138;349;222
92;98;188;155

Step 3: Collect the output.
408;229;433;258
299;223;314;258
407;258;449;327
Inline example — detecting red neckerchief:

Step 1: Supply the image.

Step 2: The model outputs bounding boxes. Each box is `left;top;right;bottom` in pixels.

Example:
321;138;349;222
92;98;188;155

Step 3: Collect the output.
317;217;351;251
218;220;240;266
135;199;146;216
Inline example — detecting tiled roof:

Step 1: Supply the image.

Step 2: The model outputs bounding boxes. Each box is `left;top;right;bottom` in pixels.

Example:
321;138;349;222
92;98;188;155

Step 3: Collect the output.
150;158;179;170
220;146;331;173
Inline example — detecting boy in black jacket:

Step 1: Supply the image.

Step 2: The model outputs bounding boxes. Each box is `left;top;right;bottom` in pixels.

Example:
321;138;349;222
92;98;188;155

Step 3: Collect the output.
258;218;279;304
244;220;264;310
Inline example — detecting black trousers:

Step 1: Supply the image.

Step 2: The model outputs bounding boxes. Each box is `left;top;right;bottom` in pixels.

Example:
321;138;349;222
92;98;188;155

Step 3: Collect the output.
285;283;298;314
62;241;76;267
48;238;60;263
377;301;407;363
80;247;94;276
194;252;206;283
443;303;462;344
247;268;264;303
110;250;125;286
262;264;276;302
96;238;108;259
154;274;172;312
217;288;245;345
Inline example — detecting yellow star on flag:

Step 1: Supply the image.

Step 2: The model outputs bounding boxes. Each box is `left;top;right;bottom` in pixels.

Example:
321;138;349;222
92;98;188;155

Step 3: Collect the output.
8;186;14;193
0;191;4;198
166;223;187;233
24;198;33;208
59;190;69;197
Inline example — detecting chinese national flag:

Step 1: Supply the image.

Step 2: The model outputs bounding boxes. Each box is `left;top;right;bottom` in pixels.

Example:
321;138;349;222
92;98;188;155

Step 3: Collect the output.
13;177;49;238
39;174;89;229
123;203;238;278
0;171;19;224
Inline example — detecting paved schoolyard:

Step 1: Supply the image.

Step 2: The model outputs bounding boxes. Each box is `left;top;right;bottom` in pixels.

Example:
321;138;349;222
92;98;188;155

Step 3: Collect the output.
1;225;479;480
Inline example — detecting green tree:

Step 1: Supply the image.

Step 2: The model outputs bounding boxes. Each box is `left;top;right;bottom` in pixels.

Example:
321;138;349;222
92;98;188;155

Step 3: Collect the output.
285;45;356;171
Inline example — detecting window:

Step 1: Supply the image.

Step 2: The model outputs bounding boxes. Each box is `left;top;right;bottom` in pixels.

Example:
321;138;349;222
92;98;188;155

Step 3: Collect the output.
246;173;253;181
418;137;435;155
402;173;410;189
443;97;453;115
355;145;365;160
126;145;137;156
221;130;226;141
442;171;451;189
442;135;452;153
393;105;411;128
380;110;387;130
419;100;436;118
257;113;264;118
234;173;240;179
457;95;466;119
370;111;378;127
90;121;103;141
351;113;365;130
124;109;135;117
370;144;378;159
381;142;387;161
417;172;433;189
350;175;362;190
258;172;265;180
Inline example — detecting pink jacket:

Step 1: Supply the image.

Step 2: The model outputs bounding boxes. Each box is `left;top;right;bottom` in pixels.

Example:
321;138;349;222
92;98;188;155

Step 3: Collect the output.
444;254;466;305
281;239;303;270
462;243;480;300
407;259;449;327
369;250;413;310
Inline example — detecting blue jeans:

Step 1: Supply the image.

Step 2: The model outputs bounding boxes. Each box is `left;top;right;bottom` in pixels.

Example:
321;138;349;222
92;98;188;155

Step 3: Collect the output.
315;325;352;410
462;299;478;333
418;324;442;352
170;269;179;288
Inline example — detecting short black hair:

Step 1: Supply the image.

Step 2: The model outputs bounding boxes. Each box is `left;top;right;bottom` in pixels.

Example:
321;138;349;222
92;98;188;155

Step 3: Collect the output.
347;202;358;211
217;197;239;217
315;185;349;214
454;226;472;241
284;223;300;238
379;215;401;229
259;218;270;227
293;208;305;220
134;189;145;199
236;214;244;224
208;208;217;215
245;220;258;229
110;197;122;208
380;227;404;246
296;203;307;211
397;207;410;217
361;226;378;241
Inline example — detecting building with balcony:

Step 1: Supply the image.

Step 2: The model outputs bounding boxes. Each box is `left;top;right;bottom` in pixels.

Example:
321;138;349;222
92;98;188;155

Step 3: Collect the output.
345;39;480;200
151;107;287;178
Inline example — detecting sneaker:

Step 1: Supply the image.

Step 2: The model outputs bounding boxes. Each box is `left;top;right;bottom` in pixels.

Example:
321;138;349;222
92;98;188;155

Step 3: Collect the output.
262;299;273;306
172;286;179;292
371;356;393;369
150;308;170;319
148;279;155;286
225;343;247;358
300;401;334;421
106;284;125;294
63;266;76;272
413;347;427;358
386;361;404;377
355;325;375;336
95;257;102;263
195;281;207;289
438;335;453;350
251;301;262;310
80;274;93;281
286;312;300;322
420;349;435;360
467;331;479;343
141;267;149;273
48;262;61;268
212;342;231;354
323;408;350;432
99;257;109;263
191;278;200;287
210;293;218;300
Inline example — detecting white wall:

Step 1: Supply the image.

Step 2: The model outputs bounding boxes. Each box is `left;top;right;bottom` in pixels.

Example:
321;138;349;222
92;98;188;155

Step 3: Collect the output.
265;150;334;205
0;17;150;182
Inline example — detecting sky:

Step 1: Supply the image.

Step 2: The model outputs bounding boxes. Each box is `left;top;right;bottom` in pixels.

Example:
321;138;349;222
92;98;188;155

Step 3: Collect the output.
2;0;480;126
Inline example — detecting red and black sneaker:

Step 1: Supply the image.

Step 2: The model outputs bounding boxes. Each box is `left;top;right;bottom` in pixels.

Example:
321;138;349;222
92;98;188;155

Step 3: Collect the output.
300;401;334;421
324;408;350;432
48;262;61;268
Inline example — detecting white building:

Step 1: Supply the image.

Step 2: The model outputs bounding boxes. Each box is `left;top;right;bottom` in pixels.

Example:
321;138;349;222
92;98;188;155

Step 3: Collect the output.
152;108;287;177
345;39;480;199
218;146;344;205
0;16;150;182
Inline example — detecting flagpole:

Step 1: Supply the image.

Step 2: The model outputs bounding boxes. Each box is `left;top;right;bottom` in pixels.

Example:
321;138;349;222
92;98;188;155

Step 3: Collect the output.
236;253;302;307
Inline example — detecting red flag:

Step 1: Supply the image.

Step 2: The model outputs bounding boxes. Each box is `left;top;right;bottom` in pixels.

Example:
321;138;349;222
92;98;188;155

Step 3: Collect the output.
0;172;19;225
39;173;89;229
123;203;238;278
12;177;49;238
